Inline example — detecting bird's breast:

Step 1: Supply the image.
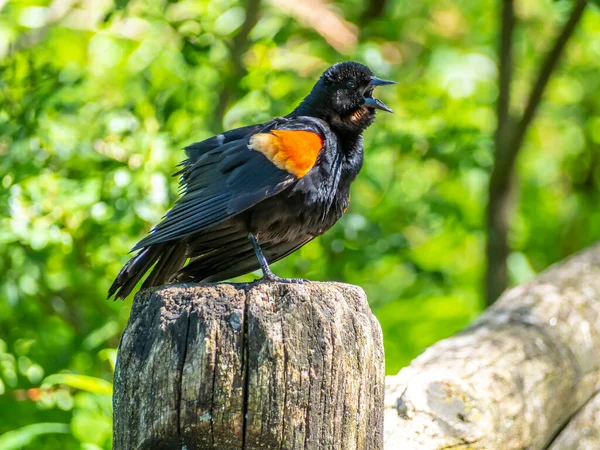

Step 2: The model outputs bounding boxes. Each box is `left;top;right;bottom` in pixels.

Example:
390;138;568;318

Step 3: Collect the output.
247;149;353;241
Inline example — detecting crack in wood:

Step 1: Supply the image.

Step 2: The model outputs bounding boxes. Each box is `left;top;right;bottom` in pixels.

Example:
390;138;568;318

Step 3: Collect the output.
279;301;288;450
210;323;219;446
177;305;192;447
241;286;251;449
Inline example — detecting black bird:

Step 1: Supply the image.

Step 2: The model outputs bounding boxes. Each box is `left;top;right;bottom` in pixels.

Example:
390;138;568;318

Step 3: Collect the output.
109;61;395;299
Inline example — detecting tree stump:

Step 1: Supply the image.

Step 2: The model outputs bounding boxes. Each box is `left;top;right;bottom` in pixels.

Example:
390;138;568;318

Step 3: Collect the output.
113;282;385;450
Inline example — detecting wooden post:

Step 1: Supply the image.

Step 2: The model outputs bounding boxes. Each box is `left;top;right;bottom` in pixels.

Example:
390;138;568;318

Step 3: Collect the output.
113;282;385;450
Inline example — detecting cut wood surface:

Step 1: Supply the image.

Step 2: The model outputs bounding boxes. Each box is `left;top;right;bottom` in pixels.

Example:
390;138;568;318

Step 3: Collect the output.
113;282;384;450
384;243;600;450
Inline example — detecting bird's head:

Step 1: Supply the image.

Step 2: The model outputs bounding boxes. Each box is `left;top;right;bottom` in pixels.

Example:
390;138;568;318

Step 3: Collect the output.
294;61;396;135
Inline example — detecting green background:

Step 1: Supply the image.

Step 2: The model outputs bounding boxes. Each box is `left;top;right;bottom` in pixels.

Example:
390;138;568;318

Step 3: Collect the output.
1;0;599;448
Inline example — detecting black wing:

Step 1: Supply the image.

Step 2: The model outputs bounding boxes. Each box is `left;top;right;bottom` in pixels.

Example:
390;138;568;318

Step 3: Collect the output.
131;117;326;250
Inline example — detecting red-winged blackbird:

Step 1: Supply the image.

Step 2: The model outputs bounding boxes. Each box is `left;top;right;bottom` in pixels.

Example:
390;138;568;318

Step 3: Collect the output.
109;61;395;299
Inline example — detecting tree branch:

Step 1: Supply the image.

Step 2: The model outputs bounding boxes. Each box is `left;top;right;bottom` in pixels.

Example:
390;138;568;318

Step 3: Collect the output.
507;0;587;165
361;0;387;25
485;0;588;305
214;0;262;130
496;0;514;138
485;0;515;306
271;0;357;53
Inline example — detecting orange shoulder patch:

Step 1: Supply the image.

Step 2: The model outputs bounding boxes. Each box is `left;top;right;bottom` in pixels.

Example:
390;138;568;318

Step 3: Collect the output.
249;129;323;178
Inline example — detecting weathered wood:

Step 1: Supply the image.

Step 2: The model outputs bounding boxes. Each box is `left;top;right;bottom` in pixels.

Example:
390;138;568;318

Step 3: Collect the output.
384;243;600;450
546;390;600;450
114;282;384;450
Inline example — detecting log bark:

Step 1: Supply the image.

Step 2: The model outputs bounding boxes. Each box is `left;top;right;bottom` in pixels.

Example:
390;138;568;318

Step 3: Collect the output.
384;243;600;449
546;390;600;450
113;282;384;450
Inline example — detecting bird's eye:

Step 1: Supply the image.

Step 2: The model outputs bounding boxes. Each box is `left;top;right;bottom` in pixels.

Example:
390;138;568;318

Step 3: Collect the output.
346;81;356;89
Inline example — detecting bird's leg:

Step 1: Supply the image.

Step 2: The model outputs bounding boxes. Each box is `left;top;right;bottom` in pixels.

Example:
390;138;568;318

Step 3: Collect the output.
247;233;307;284
248;232;278;280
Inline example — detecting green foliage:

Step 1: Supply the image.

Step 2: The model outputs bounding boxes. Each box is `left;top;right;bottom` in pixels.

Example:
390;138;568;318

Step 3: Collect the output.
1;0;599;447
0;423;70;450
42;374;113;396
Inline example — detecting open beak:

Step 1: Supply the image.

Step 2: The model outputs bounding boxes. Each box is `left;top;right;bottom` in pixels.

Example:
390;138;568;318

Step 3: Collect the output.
363;76;396;113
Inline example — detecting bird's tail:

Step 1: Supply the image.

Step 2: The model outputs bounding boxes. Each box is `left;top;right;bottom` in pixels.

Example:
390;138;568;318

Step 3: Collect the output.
108;241;187;300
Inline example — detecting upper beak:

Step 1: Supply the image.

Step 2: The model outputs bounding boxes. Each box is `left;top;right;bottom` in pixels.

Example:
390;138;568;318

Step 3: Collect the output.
369;76;397;87
363;76;396;113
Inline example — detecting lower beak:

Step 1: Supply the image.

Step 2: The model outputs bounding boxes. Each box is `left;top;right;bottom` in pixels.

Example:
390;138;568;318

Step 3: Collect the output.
364;97;394;113
364;76;396;113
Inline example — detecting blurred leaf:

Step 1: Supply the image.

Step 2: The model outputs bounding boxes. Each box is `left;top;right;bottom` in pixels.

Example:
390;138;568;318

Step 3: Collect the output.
42;374;113;395
0;423;70;450
82;322;120;350
98;349;118;373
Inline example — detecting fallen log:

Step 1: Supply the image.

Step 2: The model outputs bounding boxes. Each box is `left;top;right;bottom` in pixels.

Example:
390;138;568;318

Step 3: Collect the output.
384;243;600;449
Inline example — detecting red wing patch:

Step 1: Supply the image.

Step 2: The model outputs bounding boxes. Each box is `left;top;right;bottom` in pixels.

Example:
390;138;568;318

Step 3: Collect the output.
248;130;323;178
